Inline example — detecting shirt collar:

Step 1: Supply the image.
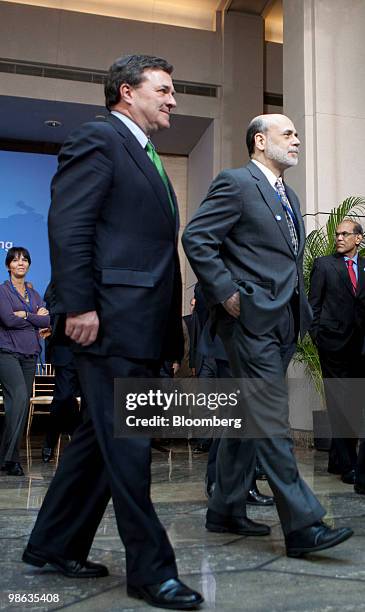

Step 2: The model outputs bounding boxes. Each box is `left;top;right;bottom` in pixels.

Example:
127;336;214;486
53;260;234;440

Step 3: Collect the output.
251;159;280;189
344;253;358;264
111;111;148;149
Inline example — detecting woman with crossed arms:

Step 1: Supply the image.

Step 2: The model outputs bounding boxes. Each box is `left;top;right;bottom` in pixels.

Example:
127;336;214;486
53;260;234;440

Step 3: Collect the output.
0;247;50;476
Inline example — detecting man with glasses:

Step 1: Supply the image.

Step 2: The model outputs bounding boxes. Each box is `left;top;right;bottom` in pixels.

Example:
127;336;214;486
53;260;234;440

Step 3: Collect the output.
309;219;365;493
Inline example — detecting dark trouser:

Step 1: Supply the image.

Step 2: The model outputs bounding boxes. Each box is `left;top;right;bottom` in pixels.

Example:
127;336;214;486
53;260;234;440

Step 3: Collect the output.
44;363;82;449
0;351;36;464
27;354;177;587
357;440;365;486
319;345;365;475
209;301;325;535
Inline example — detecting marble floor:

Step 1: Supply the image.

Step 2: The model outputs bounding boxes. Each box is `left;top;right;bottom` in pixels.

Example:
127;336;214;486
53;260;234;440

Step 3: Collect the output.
0;439;365;611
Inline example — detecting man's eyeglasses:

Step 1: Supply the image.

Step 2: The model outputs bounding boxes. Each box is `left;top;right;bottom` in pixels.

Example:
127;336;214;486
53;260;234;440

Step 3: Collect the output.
334;231;358;239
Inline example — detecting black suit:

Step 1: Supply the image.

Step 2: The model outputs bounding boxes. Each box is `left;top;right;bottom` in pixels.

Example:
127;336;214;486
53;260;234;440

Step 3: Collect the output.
309;253;365;478
27;115;183;586
183;161;325;535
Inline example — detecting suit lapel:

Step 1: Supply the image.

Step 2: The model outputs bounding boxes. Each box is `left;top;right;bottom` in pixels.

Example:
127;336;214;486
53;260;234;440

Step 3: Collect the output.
356;256;365;297
330;254;354;297
106;115;176;233
247;161;296;255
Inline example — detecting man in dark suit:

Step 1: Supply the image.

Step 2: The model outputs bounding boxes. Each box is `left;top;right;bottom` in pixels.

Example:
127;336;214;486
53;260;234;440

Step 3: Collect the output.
182;113;353;557
309;219;365;493
22;55;202;610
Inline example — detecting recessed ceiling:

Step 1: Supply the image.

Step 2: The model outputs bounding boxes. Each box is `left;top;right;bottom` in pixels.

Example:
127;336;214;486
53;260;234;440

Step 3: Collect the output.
228;0;283;43
0;96;212;155
2;0;222;31
228;0;271;14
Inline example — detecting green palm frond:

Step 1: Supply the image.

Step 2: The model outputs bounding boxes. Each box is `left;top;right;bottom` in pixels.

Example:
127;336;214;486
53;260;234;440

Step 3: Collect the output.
293;335;324;400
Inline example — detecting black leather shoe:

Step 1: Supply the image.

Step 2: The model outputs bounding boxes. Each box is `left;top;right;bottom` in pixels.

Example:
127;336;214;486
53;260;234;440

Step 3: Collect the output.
286;521;353;557
206;509;270;536
341;469;356;484
354;483;365;494
22;544;108;578
127;577;204;610
246;485;275;506
41;447;54;463
6;462;24;476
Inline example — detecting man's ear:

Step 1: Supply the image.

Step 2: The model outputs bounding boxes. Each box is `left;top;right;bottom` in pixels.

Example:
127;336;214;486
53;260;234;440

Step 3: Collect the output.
254;132;265;152
119;83;134;105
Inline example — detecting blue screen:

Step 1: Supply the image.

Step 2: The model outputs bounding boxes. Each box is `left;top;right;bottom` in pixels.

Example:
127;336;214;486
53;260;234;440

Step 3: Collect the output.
0;150;58;299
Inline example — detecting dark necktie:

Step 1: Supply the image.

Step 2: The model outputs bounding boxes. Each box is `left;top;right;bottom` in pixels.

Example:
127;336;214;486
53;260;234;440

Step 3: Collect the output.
146;141;175;215
346;259;357;294
275;178;298;254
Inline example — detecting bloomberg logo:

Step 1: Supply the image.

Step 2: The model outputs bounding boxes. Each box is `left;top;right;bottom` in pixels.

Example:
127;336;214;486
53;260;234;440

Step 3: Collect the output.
0;241;13;252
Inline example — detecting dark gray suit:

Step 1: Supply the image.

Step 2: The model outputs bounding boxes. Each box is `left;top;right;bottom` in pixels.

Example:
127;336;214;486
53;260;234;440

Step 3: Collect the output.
183;160;325;535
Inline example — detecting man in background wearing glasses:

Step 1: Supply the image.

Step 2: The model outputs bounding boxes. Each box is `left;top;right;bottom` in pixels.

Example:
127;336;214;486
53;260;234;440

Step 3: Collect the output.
309;219;365;494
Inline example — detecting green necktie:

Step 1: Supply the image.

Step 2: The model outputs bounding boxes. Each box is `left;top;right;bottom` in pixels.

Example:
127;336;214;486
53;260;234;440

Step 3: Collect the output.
145;141;175;215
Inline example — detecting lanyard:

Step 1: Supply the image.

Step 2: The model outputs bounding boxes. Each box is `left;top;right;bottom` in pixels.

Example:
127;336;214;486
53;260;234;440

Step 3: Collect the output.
274;190;299;232
9;280;34;313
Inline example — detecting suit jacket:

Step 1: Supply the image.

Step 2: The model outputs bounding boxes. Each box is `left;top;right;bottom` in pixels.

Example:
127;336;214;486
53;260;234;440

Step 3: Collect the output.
182;160;312;338
48;114;183;360
308;253;365;352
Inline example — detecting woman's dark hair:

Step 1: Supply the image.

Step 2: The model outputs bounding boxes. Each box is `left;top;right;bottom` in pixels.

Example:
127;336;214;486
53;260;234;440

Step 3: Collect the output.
5;247;31;268
104;54;173;110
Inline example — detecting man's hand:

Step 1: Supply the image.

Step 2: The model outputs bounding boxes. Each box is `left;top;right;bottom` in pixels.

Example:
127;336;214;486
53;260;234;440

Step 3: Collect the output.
37;306;49;316
39;327;52;339
223;291;240;318
66;311;99;346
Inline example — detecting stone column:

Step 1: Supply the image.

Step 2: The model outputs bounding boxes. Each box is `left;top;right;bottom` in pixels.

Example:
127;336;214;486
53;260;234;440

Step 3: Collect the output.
283;0;365;232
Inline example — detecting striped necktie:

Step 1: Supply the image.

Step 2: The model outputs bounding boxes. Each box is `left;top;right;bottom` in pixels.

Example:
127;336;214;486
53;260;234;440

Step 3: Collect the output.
146;141;175;215
346;259;357;294
275;178;298;254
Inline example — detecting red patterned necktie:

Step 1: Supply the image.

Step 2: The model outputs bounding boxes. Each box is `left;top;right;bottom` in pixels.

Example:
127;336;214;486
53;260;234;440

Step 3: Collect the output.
346;259;357;294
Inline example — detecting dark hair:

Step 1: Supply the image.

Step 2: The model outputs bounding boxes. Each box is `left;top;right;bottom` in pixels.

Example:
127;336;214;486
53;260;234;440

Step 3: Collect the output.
246;116;270;157
5;246;31;268
341;219;364;235
104;54;174;110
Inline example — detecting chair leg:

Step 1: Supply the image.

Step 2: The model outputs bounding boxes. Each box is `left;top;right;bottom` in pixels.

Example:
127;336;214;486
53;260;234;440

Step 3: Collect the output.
26;403;34;439
55;435;61;467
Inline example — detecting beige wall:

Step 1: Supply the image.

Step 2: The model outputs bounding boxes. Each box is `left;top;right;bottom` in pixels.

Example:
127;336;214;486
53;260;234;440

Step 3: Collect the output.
184;120;216;311
0;2;221;83
161;154;189;313
265;41;282;95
